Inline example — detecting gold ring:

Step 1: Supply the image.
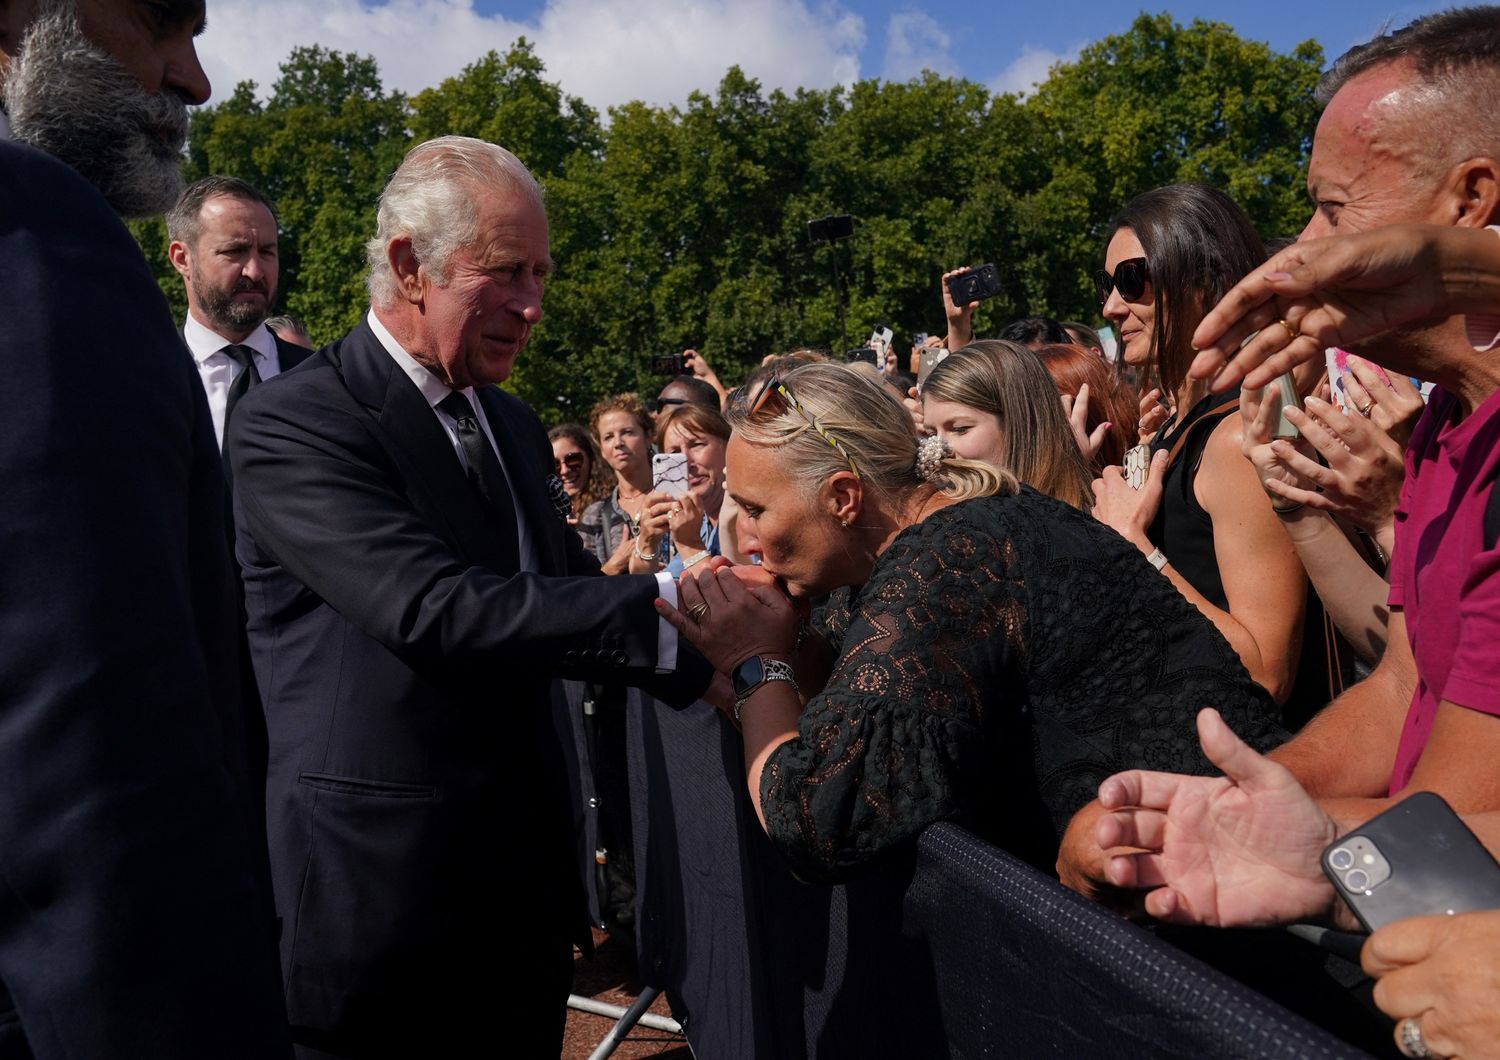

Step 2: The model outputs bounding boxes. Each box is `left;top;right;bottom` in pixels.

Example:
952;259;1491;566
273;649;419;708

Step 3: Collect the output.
671;506;682;516
1278;318;1300;341
687;602;710;621
1357;400;1374;417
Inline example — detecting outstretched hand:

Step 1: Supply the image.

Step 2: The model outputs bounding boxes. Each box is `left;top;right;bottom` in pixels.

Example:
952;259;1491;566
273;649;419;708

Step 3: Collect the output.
1188;223;1489;392
1094;708;1341;926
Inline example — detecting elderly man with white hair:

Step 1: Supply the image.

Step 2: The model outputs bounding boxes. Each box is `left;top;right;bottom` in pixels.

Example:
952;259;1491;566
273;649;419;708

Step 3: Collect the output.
228;136;718;1059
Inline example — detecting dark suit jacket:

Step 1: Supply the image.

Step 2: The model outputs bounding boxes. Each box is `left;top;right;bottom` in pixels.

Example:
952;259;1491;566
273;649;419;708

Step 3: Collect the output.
0;140;288;1057
229;319;711;1051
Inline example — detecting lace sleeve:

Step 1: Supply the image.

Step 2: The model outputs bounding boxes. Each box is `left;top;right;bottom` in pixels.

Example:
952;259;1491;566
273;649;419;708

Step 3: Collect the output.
759;515;1027;883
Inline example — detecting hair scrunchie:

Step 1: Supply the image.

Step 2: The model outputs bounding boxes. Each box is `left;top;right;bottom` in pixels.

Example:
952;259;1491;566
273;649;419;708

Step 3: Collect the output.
915;433;950;483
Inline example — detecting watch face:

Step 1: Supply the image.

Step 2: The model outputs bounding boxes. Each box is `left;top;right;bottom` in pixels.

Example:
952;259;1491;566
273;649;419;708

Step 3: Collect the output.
732;655;766;697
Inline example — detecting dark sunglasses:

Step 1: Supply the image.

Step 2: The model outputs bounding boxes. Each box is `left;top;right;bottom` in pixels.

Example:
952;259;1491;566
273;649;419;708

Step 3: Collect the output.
745;372;861;479
1094;257;1150;307
554;451;586;471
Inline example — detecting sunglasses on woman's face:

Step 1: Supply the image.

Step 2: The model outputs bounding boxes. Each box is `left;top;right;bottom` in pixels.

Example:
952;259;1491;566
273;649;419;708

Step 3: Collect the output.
554;452;586;472
1094;257;1150;307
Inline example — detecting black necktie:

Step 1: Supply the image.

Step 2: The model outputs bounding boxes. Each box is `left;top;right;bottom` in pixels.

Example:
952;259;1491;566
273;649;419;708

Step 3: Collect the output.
222;344;262;446
438;392;520;568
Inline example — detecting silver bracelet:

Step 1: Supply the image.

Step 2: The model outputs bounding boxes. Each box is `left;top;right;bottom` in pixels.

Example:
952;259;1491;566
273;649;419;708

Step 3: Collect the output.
632;540;658;563
681;549;711;569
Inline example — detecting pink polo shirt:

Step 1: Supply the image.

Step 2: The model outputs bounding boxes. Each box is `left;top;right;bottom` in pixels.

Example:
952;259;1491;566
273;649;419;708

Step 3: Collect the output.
1387;380;1500;791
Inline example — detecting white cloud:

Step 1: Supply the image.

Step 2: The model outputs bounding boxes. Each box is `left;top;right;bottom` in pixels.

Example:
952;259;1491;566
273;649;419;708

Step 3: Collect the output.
880;11;957;82
987;43;1077;98
194;0;866;113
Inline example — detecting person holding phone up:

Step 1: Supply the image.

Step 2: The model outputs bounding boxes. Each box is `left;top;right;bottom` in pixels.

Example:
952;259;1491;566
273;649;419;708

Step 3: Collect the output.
631;404;732;575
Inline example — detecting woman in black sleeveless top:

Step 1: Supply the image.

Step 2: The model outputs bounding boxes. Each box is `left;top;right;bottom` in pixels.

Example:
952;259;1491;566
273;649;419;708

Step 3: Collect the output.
1088;183;1327;722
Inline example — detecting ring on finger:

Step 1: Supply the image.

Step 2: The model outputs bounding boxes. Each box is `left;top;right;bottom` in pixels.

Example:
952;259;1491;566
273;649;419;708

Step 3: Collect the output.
1397;1016;1436;1059
1357;400;1374;417
1278;318;1300;341
686;601;710;621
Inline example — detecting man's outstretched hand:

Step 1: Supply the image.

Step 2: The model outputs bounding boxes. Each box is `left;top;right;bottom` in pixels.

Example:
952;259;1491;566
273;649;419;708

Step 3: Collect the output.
1189;224;1500;392
1095;708;1341;926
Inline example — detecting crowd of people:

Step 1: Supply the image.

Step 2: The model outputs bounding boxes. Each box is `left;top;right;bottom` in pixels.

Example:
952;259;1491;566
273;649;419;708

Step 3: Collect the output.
4;0;1500;1058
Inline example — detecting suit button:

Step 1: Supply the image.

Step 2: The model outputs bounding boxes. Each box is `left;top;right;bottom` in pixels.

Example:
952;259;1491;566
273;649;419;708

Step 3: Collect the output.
611;650;628;667
563;650;579;665
582;649;599;663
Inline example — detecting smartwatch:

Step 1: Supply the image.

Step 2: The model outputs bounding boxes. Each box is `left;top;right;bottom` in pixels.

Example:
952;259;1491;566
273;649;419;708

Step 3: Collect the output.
731;655;798;722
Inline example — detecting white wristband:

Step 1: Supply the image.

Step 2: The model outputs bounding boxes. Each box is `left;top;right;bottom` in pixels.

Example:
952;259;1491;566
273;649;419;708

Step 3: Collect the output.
1145;547;1168;571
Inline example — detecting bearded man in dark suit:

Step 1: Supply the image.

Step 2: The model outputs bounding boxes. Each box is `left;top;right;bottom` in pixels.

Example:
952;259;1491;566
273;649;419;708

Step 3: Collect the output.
0;0;290;1056
167;175;312;451
229;135;720;1059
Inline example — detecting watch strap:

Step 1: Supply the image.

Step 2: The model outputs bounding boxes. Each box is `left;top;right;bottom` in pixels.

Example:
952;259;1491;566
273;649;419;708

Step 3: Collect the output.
732;656;798;723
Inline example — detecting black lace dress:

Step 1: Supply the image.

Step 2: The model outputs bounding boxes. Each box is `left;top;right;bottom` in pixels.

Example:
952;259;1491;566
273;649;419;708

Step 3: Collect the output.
759;486;1286;883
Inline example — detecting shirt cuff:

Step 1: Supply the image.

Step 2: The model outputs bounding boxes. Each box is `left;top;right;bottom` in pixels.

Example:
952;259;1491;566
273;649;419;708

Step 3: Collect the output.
654;571;678;674
1465;226;1500;351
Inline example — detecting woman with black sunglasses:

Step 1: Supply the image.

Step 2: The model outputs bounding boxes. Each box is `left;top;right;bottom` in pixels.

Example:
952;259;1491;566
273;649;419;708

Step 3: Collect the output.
1089;183;1319;724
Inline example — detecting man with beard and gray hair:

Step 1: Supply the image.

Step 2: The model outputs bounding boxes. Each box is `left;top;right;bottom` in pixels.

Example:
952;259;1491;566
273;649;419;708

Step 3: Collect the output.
0;2;291;1058
167;176;312;450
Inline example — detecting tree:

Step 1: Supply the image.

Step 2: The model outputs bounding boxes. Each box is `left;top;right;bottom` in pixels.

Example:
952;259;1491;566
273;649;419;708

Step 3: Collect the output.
1015;14;1323;319
137;14;1325;417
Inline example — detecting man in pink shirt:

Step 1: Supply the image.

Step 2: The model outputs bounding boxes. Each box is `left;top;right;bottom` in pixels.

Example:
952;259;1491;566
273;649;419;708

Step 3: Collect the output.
1058;5;1500;897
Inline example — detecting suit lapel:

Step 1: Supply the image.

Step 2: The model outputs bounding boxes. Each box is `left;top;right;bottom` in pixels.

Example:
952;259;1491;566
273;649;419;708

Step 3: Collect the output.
337;322;518;572
272;333;313;373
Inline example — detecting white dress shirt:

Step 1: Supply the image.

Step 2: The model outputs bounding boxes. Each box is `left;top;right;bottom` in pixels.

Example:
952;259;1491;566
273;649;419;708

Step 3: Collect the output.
364;310;679;669
183;315;282;448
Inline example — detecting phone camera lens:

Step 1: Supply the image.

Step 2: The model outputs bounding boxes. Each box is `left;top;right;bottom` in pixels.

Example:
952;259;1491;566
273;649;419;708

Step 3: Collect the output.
1329;848;1354;871
1346;869;1370;892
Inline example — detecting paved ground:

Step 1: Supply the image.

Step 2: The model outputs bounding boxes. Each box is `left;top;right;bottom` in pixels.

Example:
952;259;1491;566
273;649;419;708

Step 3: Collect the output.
562;929;692;1059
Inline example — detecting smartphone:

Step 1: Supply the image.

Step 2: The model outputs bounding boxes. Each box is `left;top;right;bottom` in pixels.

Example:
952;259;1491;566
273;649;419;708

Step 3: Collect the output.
1262;370;1302;440
1321;791;1500;932
916;347;949;387
845;346;878;366
1123;444;1150;490
651;452;689;497
946;263;1002;306
650;353;686;376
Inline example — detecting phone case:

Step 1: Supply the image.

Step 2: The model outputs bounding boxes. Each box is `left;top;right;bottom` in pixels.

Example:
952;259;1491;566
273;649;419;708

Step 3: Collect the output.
652;453;689;497
1321;791;1500;932
1269;372;1301;440
1123;444;1150;490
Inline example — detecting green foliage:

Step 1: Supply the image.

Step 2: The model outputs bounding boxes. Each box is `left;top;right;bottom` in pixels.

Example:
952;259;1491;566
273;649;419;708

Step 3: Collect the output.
136;16;1324;421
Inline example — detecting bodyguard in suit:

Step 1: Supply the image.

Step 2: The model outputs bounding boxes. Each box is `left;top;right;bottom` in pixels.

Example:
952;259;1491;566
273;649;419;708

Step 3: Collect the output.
230;136;718;1059
167;175;312;449
0;1;290;1057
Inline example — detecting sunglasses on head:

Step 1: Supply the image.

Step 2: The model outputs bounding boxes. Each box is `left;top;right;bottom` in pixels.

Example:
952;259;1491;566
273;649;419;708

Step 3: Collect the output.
1094;257;1150;307
746;372;861;479
554;451;586;471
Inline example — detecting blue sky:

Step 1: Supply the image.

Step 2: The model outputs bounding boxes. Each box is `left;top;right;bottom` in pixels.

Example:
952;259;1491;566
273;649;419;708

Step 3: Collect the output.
473;0;1445;85
194;0;1451;113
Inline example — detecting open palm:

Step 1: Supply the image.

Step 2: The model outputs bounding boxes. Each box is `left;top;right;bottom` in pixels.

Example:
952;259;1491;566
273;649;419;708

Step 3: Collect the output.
1096;709;1340;926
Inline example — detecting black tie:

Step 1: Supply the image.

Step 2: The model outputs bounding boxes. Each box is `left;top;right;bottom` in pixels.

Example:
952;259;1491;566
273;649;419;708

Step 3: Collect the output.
438;392;520;568
222;344;262;445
